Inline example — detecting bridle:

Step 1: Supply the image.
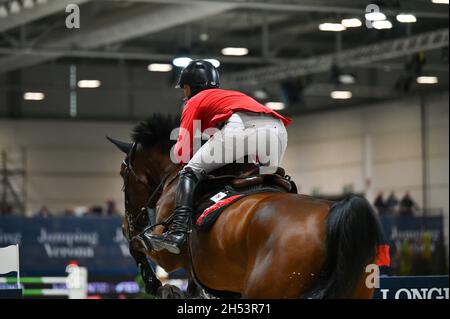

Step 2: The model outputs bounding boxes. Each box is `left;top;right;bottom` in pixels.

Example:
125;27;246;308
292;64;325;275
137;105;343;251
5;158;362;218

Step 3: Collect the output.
121;142;179;242
120;142;179;295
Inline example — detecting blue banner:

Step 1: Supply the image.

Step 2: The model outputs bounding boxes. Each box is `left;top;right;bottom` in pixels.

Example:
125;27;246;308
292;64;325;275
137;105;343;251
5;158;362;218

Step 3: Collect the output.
0;216;137;276
374;276;449;299
379;216;447;276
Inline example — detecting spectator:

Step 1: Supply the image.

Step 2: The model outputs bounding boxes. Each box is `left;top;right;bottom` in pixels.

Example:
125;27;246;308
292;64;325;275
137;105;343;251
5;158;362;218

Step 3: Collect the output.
106;199;119;216
37;205;52;218
399;192;419;216
0;204;14;216
374;192;388;216
386;191;399;215
64;208;75;217
74;206;88;217
89;205;103;216
399;191;419;217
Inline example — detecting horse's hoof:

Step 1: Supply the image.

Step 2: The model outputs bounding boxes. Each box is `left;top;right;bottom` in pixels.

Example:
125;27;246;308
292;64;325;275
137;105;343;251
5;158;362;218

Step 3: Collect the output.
156;284;185;299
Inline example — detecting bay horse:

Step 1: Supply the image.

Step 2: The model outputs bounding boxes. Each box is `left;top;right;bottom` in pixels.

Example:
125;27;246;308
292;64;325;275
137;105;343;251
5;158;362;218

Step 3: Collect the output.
108;114;384;299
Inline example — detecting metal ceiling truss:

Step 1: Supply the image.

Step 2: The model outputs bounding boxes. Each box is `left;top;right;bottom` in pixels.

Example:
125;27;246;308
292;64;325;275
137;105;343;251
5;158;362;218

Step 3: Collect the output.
114;0;449;18
222;28;449;88
0;0;92;33
0;2;236;73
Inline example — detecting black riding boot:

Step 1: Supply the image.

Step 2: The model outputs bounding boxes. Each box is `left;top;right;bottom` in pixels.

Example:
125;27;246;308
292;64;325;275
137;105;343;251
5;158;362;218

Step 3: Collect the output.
144;168;198;254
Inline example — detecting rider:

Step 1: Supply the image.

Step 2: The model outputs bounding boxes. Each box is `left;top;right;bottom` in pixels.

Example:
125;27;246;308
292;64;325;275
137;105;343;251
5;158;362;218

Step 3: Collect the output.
144;60;292;254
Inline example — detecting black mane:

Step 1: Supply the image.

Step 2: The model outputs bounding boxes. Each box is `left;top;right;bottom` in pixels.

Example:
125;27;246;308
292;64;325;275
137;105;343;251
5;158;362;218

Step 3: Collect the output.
132;113;180;151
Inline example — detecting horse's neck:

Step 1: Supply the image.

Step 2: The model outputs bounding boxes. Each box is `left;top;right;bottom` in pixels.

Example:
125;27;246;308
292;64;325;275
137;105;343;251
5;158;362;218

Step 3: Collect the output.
155;163;181;222
163;163;182;186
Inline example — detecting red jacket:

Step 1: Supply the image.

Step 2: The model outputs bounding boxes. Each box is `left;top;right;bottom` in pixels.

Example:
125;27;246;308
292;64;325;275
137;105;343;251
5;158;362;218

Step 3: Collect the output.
173;88;292;163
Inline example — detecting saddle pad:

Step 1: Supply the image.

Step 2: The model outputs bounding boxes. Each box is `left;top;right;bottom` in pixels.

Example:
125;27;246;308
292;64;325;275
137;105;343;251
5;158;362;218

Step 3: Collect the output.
194;186;282;231
195;193;245;230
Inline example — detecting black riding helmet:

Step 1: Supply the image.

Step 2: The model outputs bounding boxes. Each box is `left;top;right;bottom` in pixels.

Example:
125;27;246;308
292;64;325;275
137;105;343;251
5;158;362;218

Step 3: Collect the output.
176;60;220;97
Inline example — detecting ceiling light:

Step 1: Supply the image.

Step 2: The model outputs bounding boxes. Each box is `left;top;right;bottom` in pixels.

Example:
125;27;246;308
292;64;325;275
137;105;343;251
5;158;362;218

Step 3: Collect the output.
77;80;101;88
431;0;449;4
23;0;34;9
172;57;192;68
147;63;173;72
416;76;439;84
396;14;417;23
338;74;356;84
253;90;268;100
265;102;285;110
372;20;393;30
221;47;249;56
0;6;8;18
318;23;346;32
24;92;45;101
330;91;352;99
341;18;362;28
199;33;209;41
10;1;21;14
204;59;220;68
365;11;386;21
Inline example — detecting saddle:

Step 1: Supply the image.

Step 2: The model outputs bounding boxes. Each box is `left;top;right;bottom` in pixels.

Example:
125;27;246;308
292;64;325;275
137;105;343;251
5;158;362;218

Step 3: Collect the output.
192;162;298;230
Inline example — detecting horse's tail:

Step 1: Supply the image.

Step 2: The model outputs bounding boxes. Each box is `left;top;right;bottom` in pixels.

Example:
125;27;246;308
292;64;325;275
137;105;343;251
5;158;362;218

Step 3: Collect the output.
304;195;383;299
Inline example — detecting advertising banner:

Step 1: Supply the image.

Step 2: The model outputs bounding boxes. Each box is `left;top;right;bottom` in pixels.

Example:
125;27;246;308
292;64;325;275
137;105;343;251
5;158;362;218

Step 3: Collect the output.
374;276;449;299
379;216;447;276
0;216;136;276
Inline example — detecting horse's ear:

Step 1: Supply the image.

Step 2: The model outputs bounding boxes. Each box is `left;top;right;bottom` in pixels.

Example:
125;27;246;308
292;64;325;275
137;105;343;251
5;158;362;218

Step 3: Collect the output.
106;136;133;154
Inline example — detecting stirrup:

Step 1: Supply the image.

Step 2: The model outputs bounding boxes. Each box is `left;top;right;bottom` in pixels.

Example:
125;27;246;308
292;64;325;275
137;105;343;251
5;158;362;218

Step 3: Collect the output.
146;231;188;254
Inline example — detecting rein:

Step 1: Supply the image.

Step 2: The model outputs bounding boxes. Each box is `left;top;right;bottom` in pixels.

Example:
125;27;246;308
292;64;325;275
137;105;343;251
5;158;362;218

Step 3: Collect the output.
121;142;180;295
122;144;179;240
130;170;179;238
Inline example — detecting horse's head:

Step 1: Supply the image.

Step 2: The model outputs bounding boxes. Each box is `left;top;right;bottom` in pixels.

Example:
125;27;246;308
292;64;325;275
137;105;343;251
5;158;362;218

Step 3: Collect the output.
107;114;180;244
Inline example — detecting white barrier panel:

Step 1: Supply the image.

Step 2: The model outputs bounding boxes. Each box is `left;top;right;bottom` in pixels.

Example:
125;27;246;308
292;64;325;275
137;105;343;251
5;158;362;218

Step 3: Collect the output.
0;265;88;299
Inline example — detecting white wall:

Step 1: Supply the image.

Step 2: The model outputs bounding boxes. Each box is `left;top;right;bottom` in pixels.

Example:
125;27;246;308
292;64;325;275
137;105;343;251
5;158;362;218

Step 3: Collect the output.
425;92;449;247
0;120;136;215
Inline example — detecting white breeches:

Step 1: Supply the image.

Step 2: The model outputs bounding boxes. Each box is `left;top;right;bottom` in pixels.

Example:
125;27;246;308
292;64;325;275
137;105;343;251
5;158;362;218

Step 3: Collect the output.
185;111;288;176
